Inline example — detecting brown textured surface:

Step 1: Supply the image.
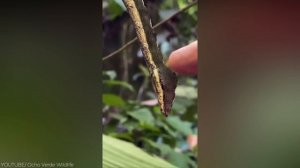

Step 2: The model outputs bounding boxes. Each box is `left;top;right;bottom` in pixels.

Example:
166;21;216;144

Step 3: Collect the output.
122;0;177;116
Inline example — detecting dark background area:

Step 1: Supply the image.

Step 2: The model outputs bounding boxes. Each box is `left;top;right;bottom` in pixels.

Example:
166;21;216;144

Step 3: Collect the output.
0;1;101;167
199;1;300;168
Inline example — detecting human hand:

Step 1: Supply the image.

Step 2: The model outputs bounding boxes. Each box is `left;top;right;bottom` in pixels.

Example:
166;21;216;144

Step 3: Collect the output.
167;41;198;75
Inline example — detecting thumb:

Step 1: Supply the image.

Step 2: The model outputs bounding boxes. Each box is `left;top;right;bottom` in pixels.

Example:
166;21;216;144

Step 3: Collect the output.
167;41;198;75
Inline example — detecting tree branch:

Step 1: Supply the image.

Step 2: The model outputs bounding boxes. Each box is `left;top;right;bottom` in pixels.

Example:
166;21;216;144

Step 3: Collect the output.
102;0;198;61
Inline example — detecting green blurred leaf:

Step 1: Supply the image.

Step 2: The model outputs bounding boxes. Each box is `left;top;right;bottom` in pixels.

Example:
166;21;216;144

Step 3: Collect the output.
140;123;160;132
146;91;156;99
103;135;177;168
103;80;135;92
186;78;198;86
103;70;117;80
144;139;173;156
106;0;124;20
128;108;154;124
123;120;139;133
153;106;161;114
172;102;187;114
175;85;197;99
177;0;187;9
139;64;150;77
166;116;193;136
103;94;125;108
188;5;197;16
160;1;174;9
144;140;192;168
161;135;177;148
110;113;127;123
167;151;192;168
181;103;197;121
109;132;133;142
128;108;159;131
114;0;126;10
173;97;194;113
157;120;177;138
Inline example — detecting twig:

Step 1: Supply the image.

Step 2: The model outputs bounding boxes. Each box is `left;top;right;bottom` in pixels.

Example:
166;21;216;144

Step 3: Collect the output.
102;0;198;61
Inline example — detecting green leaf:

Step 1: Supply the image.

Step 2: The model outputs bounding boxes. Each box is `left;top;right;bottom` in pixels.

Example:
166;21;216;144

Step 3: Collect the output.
144;139;173;156
114;0;126;10
157;121;177;138
103;135;178;168
103;70;117;80
166;116;193;136
128;108;159;131
103;80;135;92
139;64;150;77
177;0;187;9
106;0;124;20
128;108;155;125
146;91;156;99
172;102;187;114
110;113;127;123
160;1;174;9
173;97;194;113
152;106;161;114
167;151;191;168
181;103;197;121
108;132;133;142
188;5;197;16
185;78;198;86
175;85;197;99
122;120;139;133
143;139;193;168
102;94;125;108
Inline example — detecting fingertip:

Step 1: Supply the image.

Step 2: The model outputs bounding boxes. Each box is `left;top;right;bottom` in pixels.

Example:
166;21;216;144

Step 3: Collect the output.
167;41;198;75
166;51;178;68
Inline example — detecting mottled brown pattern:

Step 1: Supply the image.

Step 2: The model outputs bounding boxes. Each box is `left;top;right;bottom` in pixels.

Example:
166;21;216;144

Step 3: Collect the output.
122;0;177;116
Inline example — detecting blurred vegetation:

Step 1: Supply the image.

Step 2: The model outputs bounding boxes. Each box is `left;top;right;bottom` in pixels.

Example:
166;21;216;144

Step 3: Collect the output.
102;0;198;167
103;134;177;168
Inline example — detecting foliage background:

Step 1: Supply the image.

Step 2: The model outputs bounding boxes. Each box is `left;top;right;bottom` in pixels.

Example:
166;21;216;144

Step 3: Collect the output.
102;0;198;167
